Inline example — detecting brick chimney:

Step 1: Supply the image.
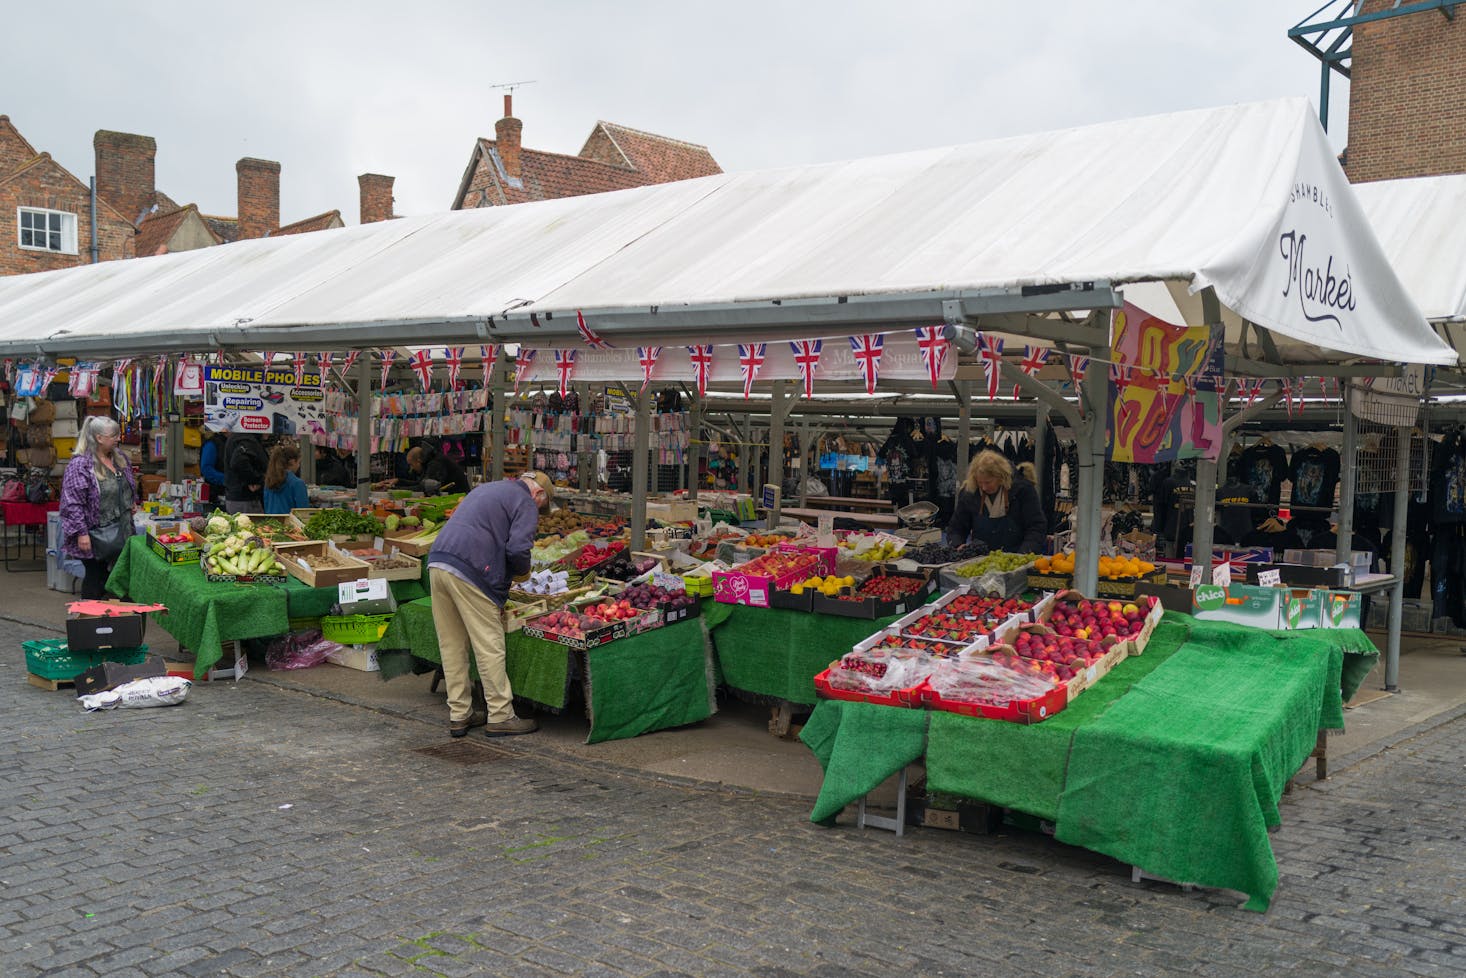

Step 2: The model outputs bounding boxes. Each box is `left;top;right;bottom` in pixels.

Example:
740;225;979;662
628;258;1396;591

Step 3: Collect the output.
357;173;395;224
236;157;281;239
94;130;156;226
495;93;522;181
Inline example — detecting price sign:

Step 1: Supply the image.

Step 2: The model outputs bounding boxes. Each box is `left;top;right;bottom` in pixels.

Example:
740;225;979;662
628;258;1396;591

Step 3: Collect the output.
817;514;835;549
1212;561;1232;586
1189;565;1204;588
1257;568;1282;588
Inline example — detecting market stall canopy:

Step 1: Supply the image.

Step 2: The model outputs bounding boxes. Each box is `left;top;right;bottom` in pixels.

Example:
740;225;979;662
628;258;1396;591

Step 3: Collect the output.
0;97;1452;368
1354;173;1466;329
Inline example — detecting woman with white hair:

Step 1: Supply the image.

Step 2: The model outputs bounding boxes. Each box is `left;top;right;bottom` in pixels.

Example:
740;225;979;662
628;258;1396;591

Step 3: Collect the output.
59;416;137;598
946;450;1048;555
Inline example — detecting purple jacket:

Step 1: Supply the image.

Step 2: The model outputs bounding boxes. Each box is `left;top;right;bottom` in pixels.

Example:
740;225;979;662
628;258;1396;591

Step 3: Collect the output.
59;452;137;560
427;478;538;606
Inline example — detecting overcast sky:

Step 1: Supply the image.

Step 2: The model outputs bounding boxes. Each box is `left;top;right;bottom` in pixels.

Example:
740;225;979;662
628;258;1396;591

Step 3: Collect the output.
3;1;1346;225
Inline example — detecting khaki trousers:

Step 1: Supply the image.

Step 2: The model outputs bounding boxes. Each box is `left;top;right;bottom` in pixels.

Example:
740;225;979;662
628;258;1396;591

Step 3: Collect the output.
429;568;513;723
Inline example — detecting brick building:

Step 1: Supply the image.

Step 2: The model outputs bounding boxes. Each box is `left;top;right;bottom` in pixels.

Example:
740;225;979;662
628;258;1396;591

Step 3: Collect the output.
452;95;721;209
1346;0;1466;182
0;116;136;275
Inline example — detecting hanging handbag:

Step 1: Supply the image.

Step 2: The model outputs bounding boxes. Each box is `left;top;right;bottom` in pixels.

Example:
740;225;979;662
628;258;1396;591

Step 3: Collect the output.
88;518;131;562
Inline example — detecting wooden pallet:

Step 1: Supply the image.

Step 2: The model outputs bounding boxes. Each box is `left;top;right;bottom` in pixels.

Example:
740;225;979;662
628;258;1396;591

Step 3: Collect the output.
27;672;77;691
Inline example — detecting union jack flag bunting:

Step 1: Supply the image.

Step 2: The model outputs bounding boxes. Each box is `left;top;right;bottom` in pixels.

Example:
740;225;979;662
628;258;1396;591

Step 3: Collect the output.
914;326;950;390
978;332;1004;399
688;345;713;397
849;335;884;395
553;349;576;398
379;349;397;389
341;350;361;375
444;347;464;390
1014;345;1049;399
637;346;662;392
292;352;308;385
259;351;276;374
480;345;499;381
513;349;537;396
789;339;822;398
1069;355;1090;396
576;310;611;350
318;352;334;379
738;343;766;400
407;349;433;391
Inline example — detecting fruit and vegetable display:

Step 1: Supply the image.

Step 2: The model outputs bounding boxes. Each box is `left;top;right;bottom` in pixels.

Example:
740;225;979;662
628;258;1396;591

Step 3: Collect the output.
200;513;286;579
790;574;857;597
901;595;1031;641
573;540;627;571
594;552;663;583
615;582;699;613
1002;596;1157;681
688;529;746;559
868;633;970;656
302;509;387;541
741;532;795;549
152;530;194;547
528;609;600;640
900;540;989;565
581;599;648;623
925;657;1060;709
532;530;590;565
839;534;907;562
519;569;572;595
824;647;939;694
949;551;1040;577
1032;552;1157;580
836;574;927;602
359;554;420;571
731;550;822;581
414;493;466;526
238;515;308;543
1047;595;1153;640
536;509;586;538
292;550;357;570
382;514;424;533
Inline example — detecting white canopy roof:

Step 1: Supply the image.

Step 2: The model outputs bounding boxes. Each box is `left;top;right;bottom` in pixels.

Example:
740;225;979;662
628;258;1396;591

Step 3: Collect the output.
1354;173;1466;325
0;97;1453;368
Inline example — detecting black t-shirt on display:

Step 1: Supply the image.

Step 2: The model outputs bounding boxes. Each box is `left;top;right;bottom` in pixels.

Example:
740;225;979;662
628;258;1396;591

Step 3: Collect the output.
1238;442;1288;507
1215;480;1260;545
1289;446;1340;529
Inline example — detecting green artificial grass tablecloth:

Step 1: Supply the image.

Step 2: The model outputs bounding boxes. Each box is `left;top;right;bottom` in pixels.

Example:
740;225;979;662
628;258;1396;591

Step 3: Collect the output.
107;536;292;676
707;602;921;705
801;611;1380;912
377;597;716;743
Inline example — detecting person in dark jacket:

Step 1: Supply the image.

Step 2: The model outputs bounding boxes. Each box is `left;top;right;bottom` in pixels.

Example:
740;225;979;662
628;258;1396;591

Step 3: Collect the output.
198;431;227;504
394;441;470;495
425;471;552;739
222;432;267;514
946;450;1048;554
313;445;352;487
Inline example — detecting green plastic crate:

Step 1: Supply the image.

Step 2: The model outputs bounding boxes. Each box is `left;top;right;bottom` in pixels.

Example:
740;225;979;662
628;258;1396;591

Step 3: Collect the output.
23;640;150;681
320;614;393;645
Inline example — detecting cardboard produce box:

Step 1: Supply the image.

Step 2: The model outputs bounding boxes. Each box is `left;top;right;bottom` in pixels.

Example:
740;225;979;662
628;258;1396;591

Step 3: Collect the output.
74;655;167;696
67;610;147;651
274;540;372;589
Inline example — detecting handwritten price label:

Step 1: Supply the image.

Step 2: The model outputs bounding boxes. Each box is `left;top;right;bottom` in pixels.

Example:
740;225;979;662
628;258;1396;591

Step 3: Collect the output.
1257;568;1282;588
1189;565;1204;588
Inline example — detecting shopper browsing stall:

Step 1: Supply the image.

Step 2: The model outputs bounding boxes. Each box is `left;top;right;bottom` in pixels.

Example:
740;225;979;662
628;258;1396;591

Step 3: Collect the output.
946;450;1048;555
426;471;553;738
59;416;137;599
222;432;267;514
389;439;469;495
262;443;309;514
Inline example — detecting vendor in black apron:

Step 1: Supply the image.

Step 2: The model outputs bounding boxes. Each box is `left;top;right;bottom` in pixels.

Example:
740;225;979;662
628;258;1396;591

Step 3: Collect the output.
946;450;1049;554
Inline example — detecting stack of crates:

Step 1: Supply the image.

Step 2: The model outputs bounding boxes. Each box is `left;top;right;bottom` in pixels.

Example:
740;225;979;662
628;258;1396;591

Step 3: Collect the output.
23;639;150;686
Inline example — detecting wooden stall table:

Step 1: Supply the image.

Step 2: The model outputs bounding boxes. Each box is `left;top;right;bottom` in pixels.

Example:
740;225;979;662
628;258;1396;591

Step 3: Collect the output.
778;507;901;530
377;597;717;743
800;613;1378;912
2;499;60;572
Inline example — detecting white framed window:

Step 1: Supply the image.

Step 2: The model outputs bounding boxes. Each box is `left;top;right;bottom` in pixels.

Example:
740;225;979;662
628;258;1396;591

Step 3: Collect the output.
17;207;78;254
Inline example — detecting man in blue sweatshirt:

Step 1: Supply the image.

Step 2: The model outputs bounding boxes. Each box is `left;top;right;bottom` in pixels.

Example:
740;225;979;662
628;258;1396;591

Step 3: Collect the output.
427;471;553;737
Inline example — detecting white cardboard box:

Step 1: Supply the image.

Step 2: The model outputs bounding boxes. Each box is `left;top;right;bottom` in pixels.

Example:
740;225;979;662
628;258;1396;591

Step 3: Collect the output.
326;644;380;672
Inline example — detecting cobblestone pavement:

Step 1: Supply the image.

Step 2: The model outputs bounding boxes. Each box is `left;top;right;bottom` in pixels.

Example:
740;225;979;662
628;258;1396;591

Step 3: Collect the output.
5;617;1466;978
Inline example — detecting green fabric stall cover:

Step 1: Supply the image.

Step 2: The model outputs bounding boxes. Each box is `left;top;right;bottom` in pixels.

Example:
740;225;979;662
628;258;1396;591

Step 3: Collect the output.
802;699;929;825
1054;618;1351;912
924;614;1192;822
711;604;917;705
278;576;428;618
583;616;717;744
376;597;572;709
107;536;290;676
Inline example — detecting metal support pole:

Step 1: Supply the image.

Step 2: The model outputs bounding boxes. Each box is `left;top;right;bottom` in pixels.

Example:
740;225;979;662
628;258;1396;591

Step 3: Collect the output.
297;434;314;486
631;387;651;551
769;380;788;526
799;422;814;508
489;360;506;483
1385;426;1409;692
956;381;972;473
356;353;372;504
1190;289;1224;579
1034;405;1049;496
165;418;184;484
1072;407;1106;596
577;383;592;492
1335;388;1357;565
688;392;702;502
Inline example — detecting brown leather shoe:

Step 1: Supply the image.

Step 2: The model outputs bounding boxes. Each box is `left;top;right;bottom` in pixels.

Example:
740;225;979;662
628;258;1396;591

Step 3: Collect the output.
449;710;488;738
483;715;538;737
